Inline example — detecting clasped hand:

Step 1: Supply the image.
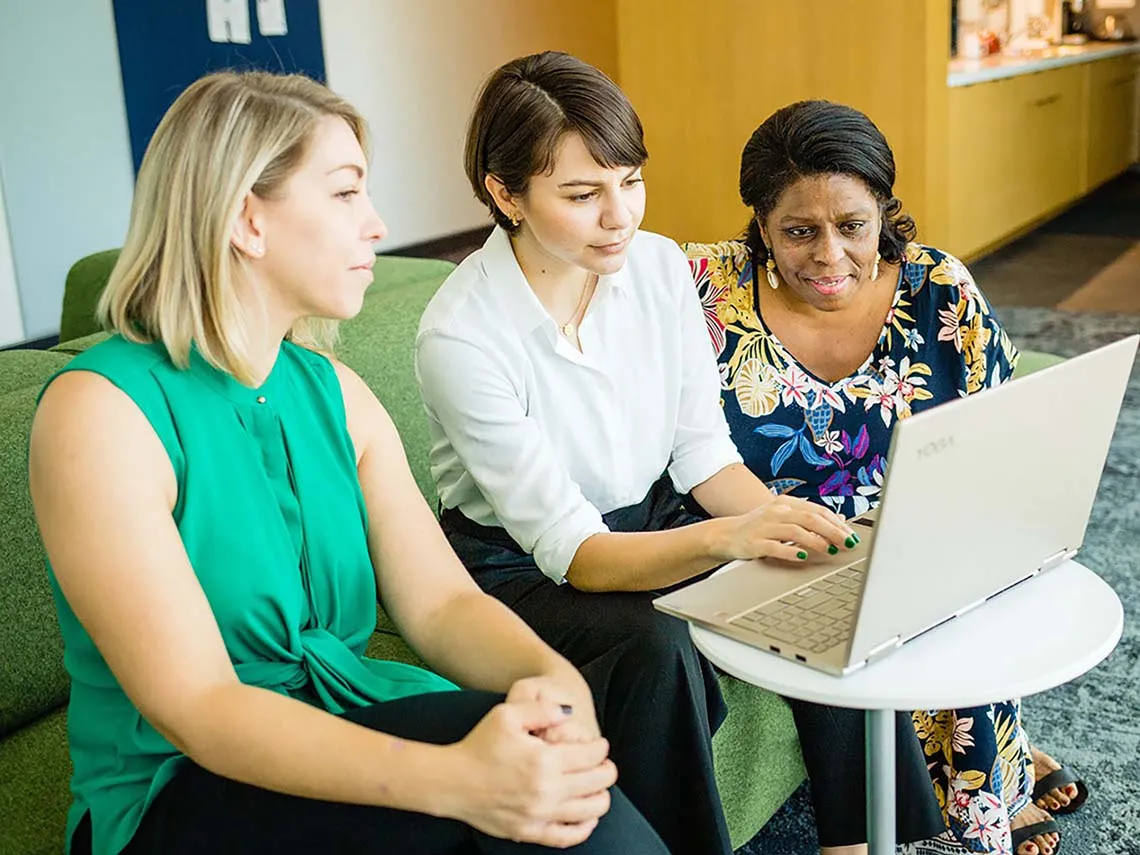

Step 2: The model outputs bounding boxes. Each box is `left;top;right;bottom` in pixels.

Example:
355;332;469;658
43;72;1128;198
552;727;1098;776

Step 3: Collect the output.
451;669;613;848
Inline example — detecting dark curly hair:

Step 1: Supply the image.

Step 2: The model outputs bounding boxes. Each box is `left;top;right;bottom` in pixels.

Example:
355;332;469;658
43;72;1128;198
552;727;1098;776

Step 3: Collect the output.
739;100;916;270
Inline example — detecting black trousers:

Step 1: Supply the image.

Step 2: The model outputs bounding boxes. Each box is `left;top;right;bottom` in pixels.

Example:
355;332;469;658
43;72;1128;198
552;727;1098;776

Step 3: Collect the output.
445;476;948;852
787;701;947;847
442;477;733;855
71;690;668;855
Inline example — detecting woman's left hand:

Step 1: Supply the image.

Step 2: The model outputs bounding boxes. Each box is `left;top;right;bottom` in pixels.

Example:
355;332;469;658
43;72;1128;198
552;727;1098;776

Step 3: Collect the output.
506;668;601;745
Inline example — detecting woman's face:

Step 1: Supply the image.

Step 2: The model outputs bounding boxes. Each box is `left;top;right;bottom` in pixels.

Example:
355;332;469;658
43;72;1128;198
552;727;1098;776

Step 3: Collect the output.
760;173;884;312
498;131;646;277
242;115;387;325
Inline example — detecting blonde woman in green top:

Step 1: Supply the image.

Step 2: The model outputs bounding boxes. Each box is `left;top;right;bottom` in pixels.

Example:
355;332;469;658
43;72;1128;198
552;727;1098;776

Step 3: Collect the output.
29;71;666;855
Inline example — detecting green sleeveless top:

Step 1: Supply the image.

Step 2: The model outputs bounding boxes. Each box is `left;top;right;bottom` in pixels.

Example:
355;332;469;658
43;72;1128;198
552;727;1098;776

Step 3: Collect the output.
44;336;457;855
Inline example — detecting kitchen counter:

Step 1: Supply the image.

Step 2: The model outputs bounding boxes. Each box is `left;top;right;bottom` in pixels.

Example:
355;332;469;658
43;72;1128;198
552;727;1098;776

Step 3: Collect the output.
949;41;1140;87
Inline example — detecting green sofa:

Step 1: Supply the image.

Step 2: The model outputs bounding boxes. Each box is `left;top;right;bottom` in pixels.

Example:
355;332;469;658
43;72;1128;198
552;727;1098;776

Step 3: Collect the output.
1;251;808;855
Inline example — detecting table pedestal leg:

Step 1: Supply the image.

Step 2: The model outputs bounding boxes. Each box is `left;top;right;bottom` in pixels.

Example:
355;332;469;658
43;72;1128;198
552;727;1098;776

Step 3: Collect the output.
866;708;896;855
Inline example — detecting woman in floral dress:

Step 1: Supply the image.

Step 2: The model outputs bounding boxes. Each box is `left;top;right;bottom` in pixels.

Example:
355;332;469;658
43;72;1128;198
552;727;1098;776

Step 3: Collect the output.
685;101;1067;855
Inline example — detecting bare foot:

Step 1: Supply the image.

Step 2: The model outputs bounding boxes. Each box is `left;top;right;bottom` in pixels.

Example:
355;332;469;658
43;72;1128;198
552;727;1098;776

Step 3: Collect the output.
1011;802;1059;855
1032;745;1081;811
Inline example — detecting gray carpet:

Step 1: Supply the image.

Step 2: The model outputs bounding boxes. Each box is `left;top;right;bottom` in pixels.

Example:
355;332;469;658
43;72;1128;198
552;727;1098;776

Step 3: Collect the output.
971;172;1140;311
740;306;1140;855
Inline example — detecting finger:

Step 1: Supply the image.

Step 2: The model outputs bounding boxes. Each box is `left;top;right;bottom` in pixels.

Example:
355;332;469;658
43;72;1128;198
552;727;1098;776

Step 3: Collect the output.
760;499;853;549
537;724;571;744
766;522;833;555
546;789;612;825
498;701;571;735
540;721;594;745
796;508;858;548
759;539;816;562
522;818;598;849
558;759;619;798
552;738;611;773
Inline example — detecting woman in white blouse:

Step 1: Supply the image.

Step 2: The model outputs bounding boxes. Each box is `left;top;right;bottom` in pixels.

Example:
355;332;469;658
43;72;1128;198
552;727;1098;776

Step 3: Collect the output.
416;52;859;855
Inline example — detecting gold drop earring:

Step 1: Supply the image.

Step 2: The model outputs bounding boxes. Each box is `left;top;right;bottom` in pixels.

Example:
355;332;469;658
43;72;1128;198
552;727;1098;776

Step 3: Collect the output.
765;255;780;290
871;251;881;280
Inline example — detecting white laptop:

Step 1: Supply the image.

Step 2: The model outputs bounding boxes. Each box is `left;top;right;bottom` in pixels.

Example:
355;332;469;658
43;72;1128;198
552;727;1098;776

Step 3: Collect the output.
654;335;1138;676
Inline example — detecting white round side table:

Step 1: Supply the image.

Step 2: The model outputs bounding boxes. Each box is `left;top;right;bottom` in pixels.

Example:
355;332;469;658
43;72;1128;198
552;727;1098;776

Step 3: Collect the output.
690;560;1123;855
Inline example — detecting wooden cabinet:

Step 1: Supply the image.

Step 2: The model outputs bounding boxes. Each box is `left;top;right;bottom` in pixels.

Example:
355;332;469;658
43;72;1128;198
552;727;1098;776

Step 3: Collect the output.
1087;54;1140;190
948;60;1116;260
1013;64;1085;224
948;76;1019;260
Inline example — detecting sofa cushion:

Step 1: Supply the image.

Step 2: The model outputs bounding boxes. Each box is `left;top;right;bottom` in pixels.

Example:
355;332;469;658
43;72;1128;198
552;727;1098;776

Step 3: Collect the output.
0;350;71;397
0;383;71;736
1013;349;1064;377
0;708;71;855
714;677;805;844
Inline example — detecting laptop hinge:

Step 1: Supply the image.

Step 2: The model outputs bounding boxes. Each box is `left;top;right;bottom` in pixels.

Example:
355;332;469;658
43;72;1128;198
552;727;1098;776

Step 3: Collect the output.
865;635;901;665
1039;548;1077;573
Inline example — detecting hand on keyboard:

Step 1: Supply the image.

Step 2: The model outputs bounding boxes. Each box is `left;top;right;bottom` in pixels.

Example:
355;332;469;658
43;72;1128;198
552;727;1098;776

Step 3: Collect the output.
710;495;857;564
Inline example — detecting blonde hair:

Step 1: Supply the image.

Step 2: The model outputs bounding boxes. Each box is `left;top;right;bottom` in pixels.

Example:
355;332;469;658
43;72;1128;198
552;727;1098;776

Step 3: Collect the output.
97;71;369;385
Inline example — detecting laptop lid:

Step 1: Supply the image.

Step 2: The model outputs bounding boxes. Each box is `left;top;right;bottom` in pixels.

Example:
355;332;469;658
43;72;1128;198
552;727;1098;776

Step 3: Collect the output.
847;336;1137;669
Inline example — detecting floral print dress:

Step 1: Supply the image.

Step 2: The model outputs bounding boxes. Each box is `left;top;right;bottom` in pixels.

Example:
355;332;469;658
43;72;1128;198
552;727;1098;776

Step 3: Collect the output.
684;239;1035;855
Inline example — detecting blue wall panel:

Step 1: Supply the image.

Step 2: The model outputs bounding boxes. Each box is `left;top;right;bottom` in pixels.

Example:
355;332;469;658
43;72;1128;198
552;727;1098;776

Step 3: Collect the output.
112;0;327;172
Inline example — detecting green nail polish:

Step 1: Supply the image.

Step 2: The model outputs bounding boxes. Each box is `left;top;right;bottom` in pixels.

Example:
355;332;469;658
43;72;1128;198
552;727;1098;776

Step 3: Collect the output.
845;534;859;549
828;544;839;555
796;551;808;560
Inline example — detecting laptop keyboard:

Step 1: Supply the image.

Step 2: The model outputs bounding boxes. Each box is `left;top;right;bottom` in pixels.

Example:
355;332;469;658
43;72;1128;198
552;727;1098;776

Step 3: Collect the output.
728;564;866;654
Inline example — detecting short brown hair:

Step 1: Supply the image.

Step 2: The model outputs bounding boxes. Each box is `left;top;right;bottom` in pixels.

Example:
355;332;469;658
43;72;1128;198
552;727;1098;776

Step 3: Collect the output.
464;51;648;232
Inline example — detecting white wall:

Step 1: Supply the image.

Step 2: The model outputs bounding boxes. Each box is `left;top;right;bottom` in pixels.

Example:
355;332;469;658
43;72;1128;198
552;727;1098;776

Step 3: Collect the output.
319;0;618;250
0;0;617;340
0;170;26;348
0;0;135;340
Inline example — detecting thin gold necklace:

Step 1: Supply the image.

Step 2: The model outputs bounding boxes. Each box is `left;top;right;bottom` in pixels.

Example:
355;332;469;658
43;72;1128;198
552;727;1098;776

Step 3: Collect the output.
559;272;595;338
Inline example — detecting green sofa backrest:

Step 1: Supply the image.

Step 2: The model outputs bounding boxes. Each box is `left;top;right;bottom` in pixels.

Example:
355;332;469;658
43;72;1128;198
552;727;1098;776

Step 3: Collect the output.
58;249;120;343
0;350;74;736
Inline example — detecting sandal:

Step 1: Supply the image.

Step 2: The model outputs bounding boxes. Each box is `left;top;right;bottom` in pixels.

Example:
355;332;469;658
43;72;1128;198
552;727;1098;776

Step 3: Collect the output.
1032;765;1089;815
1012;817;1062;855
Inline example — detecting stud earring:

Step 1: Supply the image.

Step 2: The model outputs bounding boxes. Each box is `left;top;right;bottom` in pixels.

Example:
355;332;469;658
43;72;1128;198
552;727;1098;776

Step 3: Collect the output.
871;251;881;281
765;255;780;290
508;212;520;228
249;241;263;257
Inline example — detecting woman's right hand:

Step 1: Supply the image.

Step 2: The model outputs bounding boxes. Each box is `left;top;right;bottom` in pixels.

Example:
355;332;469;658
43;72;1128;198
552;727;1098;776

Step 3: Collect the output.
445;700;617;848
711;495;857;563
